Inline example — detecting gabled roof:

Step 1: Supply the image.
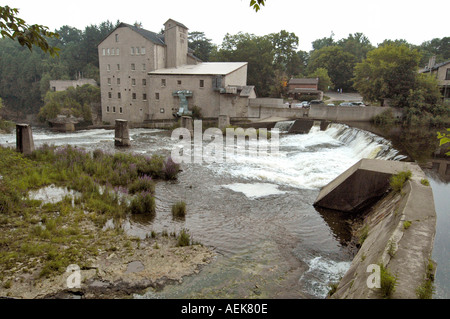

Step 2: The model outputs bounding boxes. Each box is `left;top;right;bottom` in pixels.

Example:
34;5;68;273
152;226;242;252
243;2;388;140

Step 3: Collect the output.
288;78;319;85
420;60;450;73
164;19;188;30
97;22;165;47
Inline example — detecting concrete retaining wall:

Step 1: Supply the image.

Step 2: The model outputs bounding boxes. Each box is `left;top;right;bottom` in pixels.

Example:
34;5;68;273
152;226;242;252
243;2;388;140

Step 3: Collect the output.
309;105;403;122
320;159;437;299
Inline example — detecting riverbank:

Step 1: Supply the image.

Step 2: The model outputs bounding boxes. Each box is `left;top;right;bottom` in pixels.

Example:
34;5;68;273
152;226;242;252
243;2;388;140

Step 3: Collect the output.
0;145;215;299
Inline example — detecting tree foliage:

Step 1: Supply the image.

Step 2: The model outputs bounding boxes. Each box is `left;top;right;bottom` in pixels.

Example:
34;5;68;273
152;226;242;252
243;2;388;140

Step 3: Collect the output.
188;31;214;62
250;0;266;12
0;5;59;56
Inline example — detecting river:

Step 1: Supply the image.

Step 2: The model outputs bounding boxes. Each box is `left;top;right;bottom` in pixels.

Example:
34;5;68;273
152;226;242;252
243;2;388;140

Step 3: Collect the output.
0;122;448;299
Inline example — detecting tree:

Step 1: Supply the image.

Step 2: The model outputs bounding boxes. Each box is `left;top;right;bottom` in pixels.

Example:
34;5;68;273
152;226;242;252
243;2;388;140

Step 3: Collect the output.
269;30;299;73
353;44;421;105
307;46;357;91
307;68;332;92
337;32;374;62
0;5;59;56
188;31;214;62
311;32;335;51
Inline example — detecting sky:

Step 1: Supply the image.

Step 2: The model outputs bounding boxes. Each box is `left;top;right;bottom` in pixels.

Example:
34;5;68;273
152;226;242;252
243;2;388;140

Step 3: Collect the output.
7;0;450;52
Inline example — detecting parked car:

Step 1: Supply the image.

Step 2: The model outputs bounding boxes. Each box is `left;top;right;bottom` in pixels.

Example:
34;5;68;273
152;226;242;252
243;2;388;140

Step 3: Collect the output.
327;103;335;106
352;102;366;107
339;102;353;107
309;100;325;106
292;103;304;108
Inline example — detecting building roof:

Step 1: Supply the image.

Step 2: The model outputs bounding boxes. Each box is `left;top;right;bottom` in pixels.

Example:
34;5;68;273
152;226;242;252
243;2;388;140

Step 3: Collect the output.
148;62;248;76
164;19;188;30
97;22;165;47
288;78;319;85
420;60;450;73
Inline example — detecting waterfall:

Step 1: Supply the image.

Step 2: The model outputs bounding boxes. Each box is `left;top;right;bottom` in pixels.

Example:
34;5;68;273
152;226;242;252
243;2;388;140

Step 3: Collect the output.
323;123;407;161
274;120;295;133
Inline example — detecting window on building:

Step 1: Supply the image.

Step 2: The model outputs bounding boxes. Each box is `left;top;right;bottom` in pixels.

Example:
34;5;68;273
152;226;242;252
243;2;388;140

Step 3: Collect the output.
142;63;146;71
131;47;135;55
52;87;56;92
117;78;121;85
177;80;182;85
132;93;136;100
107;64;111;71
102;48;106;56
131;63;135;71
136;47;140;55
108;92;112;99
111;48;114;56
106;106;110;112
155;92;160;100
107;48;110;56
143;93;147;101
200;79;204;88
107;78;111;85
119;107;123;114
116;48;120;55
113;106;116;113
115;34;119;42
118;92;121;99
161;79;166;87
142;79;147;86
132;78;136;86
141;47;146;55
446;68;450;80
117;64;120;71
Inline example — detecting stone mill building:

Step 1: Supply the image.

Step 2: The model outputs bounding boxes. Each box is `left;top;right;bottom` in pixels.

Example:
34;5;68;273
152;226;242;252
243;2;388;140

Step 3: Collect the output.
98;19;255;124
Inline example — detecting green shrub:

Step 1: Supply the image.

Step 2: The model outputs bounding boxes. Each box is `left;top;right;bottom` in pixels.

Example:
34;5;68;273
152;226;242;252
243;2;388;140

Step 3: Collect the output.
420;179;430;186
129;192;155;216
390;170;412;193
379;263;397;298
128;175;155;194
403;220;412;230
177;228;191;247
172;201;186;219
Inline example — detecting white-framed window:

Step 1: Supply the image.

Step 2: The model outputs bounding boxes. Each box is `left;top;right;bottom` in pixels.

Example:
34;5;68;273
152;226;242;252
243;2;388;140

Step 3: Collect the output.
115;34;119;42
119;107;123;114
102;48;106;56
106;106;110;112
116;48;120;55
136;47;140;55
131;63;135;71
107;48;110;55
107;64;111;71
132;78;136;86
141;47;146;55
131;47;135;55
107;78;111;85
111;48;115;56
142;63;146;71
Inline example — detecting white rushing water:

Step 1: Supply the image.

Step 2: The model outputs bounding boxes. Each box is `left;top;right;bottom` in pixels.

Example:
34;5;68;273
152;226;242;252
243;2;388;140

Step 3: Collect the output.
206;123;406;191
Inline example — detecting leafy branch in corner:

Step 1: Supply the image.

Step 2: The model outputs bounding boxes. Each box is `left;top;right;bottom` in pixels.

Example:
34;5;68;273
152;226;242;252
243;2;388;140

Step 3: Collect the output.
250;0;266;12
0;5;60;56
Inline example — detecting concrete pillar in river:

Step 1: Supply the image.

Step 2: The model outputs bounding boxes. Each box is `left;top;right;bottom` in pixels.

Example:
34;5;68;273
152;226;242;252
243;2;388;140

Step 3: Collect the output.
114;119;131;147
181;116;194;136
218;115;230;130
16;123;35;155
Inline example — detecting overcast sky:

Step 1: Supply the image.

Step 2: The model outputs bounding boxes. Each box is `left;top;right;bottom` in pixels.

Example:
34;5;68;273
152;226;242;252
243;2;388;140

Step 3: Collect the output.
8;0;450;52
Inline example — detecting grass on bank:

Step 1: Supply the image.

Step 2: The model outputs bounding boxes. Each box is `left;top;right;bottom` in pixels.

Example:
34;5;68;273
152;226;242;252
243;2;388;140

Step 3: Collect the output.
0;144;186;285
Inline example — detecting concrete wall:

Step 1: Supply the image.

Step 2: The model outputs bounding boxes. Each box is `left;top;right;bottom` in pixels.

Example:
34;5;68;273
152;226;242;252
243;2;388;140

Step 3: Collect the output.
164;20;188;68
248;104;307;119
309;105;404;122
50;79;97;92
321;159;437;299
223;65;248;87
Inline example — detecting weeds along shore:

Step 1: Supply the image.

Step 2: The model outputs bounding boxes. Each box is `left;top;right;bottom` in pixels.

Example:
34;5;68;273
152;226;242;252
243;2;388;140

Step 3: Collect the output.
0;144;213;298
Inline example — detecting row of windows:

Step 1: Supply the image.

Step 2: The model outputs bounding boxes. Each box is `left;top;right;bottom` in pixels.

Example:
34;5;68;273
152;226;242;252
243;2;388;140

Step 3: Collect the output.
102;46;146;56
107;78;147;86
106;106;123;113
160;79;205;88
103;48;120;56
107;63;146;71
108;92;147;100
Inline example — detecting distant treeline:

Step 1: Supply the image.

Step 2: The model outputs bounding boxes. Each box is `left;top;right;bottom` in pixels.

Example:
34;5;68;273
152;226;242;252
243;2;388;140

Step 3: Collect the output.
0;20;448;115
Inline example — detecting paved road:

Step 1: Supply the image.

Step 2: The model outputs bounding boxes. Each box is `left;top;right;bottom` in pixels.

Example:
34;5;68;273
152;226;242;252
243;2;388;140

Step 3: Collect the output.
325;92;363;102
